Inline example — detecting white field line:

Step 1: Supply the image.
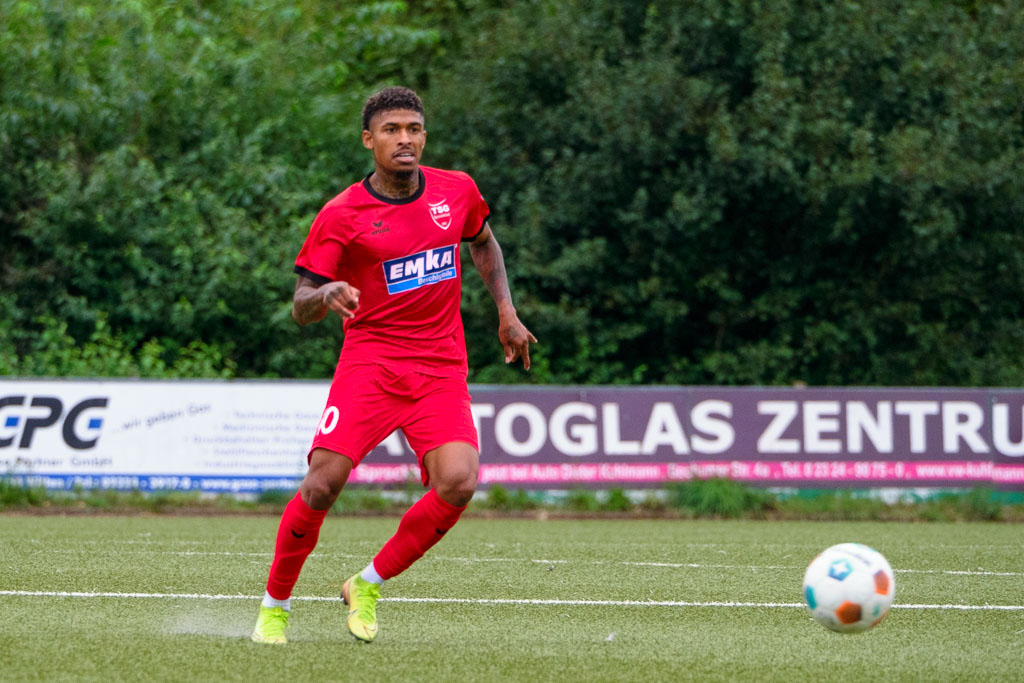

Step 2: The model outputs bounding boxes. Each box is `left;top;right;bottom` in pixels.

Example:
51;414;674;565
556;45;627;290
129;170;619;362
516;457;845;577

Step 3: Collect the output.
13;548;1024;577
0;590;1022;611
616;561;1024;578
43;539;1024;551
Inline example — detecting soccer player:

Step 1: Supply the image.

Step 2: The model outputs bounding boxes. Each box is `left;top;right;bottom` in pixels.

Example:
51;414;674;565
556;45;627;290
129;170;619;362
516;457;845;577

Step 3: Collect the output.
251;86;536;644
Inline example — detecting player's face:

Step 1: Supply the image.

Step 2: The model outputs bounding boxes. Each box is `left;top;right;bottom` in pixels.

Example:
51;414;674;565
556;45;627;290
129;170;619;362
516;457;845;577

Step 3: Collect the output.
362;109;426;176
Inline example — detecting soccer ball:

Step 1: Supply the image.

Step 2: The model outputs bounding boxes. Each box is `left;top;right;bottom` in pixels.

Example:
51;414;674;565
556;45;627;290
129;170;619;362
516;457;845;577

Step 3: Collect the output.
802;543;895;633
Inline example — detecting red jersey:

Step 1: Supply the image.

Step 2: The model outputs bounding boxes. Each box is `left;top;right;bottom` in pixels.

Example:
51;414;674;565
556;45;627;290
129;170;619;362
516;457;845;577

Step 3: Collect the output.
294;166;490;377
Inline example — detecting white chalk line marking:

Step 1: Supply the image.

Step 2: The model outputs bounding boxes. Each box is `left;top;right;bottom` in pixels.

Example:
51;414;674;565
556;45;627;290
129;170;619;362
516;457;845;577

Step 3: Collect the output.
1;590;1022;611
34;539;1023;551
11;548;1023;577
616;561;1024;577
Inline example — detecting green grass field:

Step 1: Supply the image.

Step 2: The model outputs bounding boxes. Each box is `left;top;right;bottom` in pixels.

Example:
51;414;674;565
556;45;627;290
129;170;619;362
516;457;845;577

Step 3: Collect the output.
1;516;1022;681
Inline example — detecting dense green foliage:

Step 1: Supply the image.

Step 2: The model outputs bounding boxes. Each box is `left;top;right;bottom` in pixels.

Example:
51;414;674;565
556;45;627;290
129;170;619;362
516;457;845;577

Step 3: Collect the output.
435;0;1024;384
1;0;439;377
3;0;1023;385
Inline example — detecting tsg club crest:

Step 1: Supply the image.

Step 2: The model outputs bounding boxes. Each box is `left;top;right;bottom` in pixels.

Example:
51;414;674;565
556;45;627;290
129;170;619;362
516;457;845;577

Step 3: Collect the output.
428;199;452;230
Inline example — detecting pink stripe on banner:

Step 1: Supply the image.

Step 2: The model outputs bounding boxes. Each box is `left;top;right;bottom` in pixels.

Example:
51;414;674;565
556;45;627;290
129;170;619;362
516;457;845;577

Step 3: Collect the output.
993;465;1024;483
478;463;672;485
348;464;420;485
350;461;1024;486
699;461;997;483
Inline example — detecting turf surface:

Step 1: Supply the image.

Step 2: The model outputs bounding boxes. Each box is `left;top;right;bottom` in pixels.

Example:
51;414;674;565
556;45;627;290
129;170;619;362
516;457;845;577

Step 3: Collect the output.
1;516;1022;681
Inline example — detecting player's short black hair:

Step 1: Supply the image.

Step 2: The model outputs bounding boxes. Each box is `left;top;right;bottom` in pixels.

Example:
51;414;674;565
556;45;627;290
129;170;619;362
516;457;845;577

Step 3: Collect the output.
362;86;424;131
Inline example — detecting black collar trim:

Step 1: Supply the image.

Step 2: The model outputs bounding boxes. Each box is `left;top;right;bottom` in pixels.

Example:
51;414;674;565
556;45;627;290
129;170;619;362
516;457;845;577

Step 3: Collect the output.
363;169;426;205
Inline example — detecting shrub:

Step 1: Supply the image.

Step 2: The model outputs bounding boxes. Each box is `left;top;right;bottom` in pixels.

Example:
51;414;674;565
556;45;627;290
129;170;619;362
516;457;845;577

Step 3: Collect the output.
565;489;600;512
667;478;774;518
961;487;1002;521
602;488;633;512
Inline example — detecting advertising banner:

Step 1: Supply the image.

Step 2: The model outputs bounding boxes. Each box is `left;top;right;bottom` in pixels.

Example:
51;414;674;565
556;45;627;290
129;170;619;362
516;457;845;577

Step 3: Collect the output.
1;379;1022;492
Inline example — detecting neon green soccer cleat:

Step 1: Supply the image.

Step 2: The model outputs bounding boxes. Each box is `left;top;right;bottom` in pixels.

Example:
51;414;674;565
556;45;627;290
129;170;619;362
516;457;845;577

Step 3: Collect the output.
251;605;289;644
341;574;381;642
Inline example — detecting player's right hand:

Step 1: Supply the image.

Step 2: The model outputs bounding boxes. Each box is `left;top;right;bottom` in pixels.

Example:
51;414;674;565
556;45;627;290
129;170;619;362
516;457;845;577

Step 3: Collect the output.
321;281;360;319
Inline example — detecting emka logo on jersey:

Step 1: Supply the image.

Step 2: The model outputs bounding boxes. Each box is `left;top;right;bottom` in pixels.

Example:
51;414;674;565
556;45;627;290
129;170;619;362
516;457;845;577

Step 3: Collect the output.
428;199;452;230
0;395;108;449
382;244;457;294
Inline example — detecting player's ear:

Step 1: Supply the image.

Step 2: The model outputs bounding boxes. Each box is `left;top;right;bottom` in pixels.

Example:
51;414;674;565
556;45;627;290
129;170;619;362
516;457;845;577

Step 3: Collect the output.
361;128;373;150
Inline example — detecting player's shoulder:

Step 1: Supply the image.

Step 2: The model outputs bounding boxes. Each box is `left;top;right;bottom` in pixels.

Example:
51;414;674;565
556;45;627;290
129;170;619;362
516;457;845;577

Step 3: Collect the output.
321;179;368;211
422;165;479;191
314;179;372;226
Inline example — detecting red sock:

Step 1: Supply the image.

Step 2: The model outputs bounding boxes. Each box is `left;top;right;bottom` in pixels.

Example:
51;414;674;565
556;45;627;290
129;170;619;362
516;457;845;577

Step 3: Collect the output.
373;489;465;580
265;492;329;600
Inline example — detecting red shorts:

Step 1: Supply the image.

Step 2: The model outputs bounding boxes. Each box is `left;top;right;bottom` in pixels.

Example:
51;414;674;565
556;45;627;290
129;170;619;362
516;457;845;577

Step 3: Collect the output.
310;362;478;485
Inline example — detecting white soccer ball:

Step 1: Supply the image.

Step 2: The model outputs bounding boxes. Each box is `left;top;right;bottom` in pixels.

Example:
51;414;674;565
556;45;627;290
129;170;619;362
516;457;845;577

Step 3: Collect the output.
802;543;895;633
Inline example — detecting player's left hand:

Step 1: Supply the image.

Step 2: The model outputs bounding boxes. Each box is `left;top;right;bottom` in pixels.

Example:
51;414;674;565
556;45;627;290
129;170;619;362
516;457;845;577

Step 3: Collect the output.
500;315;537;370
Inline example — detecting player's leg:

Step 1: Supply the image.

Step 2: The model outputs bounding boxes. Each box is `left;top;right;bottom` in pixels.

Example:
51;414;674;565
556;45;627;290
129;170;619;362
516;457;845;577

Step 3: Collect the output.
266;448;352;599
342;374;479;642
344;441;478;642
253;362;395;644
359;372;478;581
372;441;478;574
253;448;352;644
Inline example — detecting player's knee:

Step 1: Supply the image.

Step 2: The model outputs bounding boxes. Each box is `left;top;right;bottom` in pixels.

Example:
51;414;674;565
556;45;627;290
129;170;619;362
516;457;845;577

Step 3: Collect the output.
300;474;343;511
435;469;477;507
301;449;351;510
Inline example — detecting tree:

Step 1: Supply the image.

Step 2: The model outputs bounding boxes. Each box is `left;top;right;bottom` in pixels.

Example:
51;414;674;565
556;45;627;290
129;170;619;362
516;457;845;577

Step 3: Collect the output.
0;0;440;377
428;0;1024;385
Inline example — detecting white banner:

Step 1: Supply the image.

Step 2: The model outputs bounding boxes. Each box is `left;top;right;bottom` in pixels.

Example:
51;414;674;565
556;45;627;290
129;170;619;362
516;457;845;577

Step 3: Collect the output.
1;379;327;493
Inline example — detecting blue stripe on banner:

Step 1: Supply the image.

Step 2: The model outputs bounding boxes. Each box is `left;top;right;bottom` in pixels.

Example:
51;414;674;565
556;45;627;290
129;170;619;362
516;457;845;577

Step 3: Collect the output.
1;474;302;493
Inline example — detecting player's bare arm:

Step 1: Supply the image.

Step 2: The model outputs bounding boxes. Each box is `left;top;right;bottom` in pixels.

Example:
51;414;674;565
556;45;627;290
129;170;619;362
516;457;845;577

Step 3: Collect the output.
469;222;537;369
292;275;360;326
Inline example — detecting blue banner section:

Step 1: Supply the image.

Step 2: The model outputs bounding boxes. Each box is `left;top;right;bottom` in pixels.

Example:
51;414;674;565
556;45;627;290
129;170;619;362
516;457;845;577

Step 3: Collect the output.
5;473;302;494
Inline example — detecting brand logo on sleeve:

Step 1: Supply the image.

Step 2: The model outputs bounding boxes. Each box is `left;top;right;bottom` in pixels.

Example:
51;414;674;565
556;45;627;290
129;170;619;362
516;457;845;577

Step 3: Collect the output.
428;199;452;230
382;245;457;294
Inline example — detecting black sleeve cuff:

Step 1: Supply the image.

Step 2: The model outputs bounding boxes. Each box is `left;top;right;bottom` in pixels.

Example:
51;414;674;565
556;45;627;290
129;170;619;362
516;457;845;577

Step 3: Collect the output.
293;265;332;285
461;215;490;243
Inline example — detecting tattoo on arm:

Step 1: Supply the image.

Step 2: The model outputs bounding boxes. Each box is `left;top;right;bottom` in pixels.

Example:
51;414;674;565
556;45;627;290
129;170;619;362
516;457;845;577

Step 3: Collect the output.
470;229;515;316
292;276;328;326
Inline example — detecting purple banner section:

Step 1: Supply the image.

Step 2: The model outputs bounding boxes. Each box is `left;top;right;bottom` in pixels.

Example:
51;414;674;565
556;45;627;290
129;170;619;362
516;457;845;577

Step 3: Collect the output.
358;387;1024;490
